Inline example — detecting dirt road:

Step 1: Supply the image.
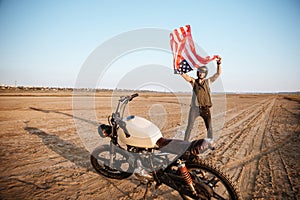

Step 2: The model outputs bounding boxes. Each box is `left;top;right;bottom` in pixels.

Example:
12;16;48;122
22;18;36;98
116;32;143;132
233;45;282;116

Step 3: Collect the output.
0;90;299;199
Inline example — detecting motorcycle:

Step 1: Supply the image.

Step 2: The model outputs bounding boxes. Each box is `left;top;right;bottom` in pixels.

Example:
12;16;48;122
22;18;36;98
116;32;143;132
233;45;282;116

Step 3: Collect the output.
91;93;240;199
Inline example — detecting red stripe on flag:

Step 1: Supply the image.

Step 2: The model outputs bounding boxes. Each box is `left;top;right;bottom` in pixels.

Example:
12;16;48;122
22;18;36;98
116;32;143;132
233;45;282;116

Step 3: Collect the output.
170;25;219;72
174;29;181;42
180;27;186;38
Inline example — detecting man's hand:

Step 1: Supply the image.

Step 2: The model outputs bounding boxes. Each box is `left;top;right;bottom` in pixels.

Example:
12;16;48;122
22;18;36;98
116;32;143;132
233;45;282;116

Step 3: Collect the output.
217;56;222;65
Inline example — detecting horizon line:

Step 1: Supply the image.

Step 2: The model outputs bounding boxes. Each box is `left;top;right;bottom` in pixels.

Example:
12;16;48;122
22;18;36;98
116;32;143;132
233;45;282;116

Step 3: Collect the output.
1;85;299;94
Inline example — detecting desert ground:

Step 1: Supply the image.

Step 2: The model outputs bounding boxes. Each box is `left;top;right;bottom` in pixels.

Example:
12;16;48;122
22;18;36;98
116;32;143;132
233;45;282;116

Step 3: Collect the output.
0;88;299;200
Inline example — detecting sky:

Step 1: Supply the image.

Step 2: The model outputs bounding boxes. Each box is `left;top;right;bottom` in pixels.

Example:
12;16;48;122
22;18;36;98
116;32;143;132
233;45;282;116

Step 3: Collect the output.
0;0;299;93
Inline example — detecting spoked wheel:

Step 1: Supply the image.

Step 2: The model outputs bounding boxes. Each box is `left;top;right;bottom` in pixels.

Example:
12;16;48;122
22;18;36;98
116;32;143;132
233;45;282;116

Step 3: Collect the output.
90;145;133;179
181;160;240;200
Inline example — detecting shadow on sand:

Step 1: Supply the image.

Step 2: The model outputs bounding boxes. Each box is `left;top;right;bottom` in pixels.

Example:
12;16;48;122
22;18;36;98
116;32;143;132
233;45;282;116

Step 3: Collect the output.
29;107;98;126
24;126;92;170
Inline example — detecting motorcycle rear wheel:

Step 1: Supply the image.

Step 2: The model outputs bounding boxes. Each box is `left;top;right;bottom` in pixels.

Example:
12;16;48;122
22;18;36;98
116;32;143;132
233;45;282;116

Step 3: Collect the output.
180;159;240;200
90;145;133;179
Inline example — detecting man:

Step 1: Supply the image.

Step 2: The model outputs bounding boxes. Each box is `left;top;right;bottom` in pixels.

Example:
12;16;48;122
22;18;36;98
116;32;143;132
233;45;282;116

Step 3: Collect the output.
181;57;222;141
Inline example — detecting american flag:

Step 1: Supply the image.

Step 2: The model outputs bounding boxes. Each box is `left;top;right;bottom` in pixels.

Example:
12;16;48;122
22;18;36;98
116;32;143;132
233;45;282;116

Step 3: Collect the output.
170;25;219;74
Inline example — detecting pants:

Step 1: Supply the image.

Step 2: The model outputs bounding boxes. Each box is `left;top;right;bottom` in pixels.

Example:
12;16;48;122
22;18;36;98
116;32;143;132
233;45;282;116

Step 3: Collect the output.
184;106;213;141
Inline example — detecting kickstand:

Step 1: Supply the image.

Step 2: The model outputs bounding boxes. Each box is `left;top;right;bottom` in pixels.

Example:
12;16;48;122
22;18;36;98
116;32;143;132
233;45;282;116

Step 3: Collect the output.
143;182;152;200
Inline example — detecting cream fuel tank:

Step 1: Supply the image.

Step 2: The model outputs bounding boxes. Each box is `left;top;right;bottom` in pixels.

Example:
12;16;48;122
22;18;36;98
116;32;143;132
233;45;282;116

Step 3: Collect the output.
118;115;163;148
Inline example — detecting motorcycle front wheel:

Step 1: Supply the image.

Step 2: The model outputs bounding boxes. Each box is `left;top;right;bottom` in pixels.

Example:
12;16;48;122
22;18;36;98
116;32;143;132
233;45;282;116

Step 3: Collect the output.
90;145;133;179
181;159;240;200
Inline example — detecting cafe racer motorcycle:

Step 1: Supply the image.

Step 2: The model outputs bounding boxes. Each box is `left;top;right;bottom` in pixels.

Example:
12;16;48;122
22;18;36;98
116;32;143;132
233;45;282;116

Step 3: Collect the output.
91;93;240;199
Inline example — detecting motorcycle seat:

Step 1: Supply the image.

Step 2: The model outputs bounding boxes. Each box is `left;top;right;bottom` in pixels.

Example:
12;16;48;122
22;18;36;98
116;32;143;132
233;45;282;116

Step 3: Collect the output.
155;137;191;155
156;137;212;158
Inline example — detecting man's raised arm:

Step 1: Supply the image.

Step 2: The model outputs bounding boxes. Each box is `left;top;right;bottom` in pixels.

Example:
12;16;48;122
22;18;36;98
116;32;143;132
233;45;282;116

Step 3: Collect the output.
209;57;222;83
181;73;195;86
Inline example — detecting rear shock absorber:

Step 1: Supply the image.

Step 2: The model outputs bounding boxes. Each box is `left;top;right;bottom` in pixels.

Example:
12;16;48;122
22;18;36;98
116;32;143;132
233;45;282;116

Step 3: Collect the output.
177;160;196;195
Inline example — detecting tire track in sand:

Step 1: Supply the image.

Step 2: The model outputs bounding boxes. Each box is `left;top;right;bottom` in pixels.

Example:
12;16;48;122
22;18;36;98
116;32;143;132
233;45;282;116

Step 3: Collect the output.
209;97;276;199
257;98;298;199
211;98;274;161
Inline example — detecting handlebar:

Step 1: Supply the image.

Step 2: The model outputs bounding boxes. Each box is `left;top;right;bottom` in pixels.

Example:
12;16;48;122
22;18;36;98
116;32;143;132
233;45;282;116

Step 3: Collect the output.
129;93;138;101
119;93;139;102
112;93;139;138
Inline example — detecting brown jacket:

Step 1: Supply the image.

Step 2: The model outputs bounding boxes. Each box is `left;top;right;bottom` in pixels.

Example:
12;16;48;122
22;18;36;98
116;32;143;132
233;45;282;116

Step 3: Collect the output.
191;79;212;107
181;64;221;107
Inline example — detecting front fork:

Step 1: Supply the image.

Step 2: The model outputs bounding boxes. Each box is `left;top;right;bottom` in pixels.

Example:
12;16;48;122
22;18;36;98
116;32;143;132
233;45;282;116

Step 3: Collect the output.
108;124;119;168
109;142;116;168
108;141;136;169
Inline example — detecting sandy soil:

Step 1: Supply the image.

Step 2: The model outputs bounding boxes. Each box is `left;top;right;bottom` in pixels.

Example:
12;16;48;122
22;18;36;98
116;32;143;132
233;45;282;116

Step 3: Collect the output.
0;89;299;199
